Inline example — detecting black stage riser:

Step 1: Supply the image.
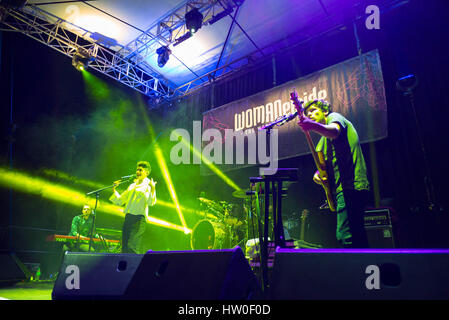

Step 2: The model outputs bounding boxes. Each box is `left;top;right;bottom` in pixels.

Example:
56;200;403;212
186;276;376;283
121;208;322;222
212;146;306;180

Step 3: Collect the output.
0;252;31;286
271;249;449;300
52;247;262;300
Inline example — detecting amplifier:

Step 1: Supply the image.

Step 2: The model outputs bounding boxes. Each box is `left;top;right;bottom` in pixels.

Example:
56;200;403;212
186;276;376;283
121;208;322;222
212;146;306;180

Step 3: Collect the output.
364;208;392;227
364;208;395;248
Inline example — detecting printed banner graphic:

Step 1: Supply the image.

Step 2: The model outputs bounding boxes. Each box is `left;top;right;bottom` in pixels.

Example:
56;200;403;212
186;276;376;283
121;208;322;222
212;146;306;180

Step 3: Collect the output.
201;49;387;175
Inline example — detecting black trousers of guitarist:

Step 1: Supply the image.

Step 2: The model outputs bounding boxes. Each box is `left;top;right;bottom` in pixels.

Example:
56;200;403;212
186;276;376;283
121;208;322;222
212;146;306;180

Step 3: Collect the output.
336;190;370;248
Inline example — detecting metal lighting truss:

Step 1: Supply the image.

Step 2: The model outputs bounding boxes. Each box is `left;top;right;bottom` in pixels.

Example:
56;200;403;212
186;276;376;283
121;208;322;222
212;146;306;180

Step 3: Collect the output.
1;0;404;103
0;4;173;99
119;0;238;64
0;0;242;101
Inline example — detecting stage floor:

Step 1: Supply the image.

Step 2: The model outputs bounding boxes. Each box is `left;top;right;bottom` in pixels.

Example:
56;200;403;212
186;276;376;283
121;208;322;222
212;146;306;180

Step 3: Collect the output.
0;281;53;300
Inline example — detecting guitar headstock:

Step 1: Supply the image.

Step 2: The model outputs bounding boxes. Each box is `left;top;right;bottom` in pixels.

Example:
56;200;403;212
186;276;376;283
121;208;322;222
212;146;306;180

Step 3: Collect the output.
290;89;304;118
300;209;309;221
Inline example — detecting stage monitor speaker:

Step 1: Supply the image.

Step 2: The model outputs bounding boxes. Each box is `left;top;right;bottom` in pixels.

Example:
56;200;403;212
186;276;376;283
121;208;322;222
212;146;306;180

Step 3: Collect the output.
52;252;143;300
271;248;449;300
52;247;262;300
124;247;262;300
0;252;31;286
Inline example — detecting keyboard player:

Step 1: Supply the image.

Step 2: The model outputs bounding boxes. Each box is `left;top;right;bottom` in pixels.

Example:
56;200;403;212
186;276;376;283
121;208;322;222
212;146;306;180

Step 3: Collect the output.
63;204;97;252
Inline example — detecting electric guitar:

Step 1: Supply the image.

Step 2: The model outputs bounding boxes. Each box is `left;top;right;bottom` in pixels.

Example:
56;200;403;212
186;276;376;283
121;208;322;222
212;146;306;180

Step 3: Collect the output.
299;209;309;241
290;90;336;212
294;209;323;248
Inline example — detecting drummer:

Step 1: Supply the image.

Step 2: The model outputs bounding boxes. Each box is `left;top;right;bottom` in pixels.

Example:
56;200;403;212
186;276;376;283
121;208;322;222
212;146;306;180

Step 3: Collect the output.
223;203;247;249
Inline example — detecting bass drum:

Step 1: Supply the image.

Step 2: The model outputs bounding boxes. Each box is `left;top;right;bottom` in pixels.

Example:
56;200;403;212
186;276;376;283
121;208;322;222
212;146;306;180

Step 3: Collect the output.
190;220;230;250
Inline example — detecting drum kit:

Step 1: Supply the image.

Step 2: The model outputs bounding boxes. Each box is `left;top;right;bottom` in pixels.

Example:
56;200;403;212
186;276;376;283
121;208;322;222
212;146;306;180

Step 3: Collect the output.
191;189;253;251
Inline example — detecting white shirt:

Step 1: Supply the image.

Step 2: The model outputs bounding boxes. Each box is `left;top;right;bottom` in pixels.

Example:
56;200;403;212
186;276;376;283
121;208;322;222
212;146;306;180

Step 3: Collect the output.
109;177;156;218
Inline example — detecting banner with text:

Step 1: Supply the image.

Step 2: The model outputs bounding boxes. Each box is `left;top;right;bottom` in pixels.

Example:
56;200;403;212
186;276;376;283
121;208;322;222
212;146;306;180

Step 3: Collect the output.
200;49;387;176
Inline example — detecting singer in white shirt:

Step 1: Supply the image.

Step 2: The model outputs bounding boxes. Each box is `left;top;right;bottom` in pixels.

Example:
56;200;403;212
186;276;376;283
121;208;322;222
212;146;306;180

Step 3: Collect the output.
109;161;157;253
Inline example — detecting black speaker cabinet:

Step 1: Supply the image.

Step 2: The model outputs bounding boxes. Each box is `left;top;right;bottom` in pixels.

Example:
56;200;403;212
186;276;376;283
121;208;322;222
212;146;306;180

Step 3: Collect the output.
271;248;449;300
365;225;395;248
52;252;143;300
364;208;396;248
124;247;261;300
52;247;261;300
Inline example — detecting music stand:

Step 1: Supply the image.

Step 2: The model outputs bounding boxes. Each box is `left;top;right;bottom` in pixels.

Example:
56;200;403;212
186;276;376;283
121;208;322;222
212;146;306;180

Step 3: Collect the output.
249;168;297;293
254;114;299;293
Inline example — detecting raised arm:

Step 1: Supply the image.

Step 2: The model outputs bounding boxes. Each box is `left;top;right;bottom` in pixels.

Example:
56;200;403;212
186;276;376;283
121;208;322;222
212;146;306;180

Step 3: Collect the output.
297;117;341;140
147;178;157;207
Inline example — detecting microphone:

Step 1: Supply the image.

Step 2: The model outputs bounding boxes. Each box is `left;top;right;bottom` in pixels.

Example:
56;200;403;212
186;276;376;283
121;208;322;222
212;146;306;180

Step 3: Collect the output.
119;174;136;180
259;111;298;130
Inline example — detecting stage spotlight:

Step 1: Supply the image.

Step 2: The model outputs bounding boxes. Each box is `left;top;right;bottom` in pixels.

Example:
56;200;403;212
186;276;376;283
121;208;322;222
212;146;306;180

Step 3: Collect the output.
185;7;203;34
72;49;93;71
396;74;418;93
156;45;171;68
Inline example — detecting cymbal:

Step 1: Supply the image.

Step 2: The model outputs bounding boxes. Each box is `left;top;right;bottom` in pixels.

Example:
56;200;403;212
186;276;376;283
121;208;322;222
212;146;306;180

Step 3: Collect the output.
198;197;215;204
199;197;225;213
232;189;250;198
198;211;219;220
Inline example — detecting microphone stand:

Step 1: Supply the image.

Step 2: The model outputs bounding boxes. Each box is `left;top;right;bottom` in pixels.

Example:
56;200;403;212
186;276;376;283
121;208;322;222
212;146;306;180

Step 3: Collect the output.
257;119;278;295
85;178;131;252
257;123;273;295
397;75;437;211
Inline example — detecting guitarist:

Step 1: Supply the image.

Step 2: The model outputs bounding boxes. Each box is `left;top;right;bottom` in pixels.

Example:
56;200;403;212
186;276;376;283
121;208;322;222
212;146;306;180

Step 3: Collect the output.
297;99;370;248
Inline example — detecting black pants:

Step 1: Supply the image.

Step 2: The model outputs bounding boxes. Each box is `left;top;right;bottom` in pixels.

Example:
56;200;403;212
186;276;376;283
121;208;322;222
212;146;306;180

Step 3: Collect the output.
335;189;370;248
122;214;146;254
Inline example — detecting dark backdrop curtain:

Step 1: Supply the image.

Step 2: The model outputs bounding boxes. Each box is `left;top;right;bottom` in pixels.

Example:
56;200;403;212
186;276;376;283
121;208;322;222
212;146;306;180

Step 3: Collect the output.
150;0;449;247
